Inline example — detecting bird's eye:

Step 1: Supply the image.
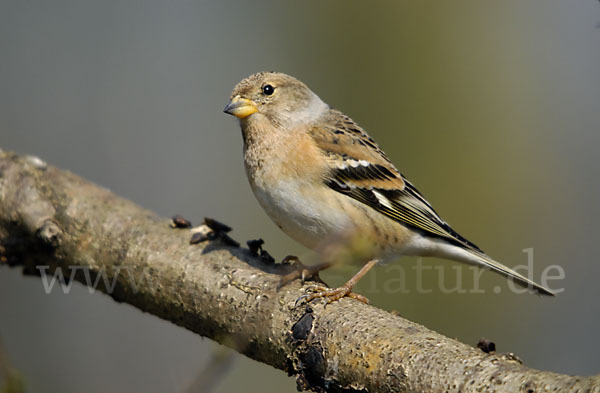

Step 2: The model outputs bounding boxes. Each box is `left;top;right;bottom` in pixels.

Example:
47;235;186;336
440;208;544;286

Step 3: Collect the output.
262;84;275;95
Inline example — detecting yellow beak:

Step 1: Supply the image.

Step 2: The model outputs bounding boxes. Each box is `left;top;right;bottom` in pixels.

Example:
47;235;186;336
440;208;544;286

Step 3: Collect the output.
223;96;258;119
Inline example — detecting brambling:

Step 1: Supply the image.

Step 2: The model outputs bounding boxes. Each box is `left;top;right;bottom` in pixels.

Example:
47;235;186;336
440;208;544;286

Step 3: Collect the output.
223;71;554;303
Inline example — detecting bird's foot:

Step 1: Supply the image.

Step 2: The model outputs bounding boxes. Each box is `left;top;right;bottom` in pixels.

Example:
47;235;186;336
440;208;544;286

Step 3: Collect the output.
296;284;369;306
277;256;328;289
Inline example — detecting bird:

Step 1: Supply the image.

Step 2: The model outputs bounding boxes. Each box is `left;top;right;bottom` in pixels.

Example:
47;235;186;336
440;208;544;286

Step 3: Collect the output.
223;71;554;304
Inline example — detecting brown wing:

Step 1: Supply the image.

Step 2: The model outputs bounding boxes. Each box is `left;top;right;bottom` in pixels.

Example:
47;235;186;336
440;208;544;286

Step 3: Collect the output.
308;109;405;190
309;109;483;252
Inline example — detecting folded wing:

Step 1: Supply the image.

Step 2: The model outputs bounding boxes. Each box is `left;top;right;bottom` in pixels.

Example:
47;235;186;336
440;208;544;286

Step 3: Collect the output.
309;111;482;253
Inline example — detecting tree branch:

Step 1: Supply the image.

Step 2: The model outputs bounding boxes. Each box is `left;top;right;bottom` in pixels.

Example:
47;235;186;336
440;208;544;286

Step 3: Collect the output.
0;150;597;392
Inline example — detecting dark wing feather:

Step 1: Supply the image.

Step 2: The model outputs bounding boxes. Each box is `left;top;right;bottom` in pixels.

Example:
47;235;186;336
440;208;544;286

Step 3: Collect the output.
327;178;482;252
311;110;483;253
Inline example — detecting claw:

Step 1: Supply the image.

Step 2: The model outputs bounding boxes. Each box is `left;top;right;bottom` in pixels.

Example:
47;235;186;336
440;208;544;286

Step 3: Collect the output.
295;293;311;306
293;259;378;306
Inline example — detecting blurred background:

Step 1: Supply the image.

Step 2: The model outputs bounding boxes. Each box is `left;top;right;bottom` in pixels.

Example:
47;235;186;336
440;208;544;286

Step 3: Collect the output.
1;1;599;392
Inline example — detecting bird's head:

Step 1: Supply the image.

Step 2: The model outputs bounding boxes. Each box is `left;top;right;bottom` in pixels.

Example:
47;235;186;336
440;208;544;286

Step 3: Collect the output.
223;72;328;127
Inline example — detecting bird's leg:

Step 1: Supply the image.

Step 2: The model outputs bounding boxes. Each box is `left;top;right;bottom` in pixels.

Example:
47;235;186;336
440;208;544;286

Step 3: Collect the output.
277;256;332;289
297;259;379;305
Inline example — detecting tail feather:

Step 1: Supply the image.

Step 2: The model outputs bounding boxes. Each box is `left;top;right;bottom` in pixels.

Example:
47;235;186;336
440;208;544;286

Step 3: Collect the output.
430;238;555;296
469;251;554;296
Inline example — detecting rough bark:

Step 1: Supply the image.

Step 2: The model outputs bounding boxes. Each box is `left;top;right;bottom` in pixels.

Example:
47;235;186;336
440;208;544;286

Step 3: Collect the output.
0;150;597;393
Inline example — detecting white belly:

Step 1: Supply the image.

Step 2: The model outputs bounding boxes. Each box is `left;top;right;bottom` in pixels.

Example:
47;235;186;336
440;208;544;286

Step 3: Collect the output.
250;179;353;250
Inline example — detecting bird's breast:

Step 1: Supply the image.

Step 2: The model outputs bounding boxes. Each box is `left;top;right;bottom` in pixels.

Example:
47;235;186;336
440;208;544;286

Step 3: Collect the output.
242;122;353;250
240;118;414;260
248;177;355;250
